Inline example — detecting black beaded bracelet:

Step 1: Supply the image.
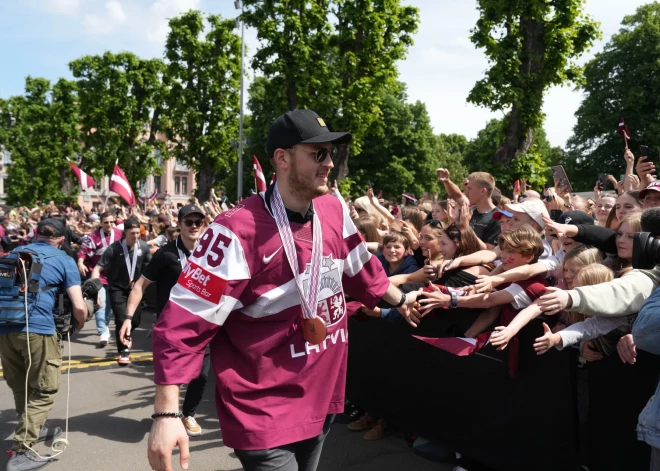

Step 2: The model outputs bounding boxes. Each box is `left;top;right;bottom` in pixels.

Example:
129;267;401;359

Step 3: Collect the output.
151;412;184;420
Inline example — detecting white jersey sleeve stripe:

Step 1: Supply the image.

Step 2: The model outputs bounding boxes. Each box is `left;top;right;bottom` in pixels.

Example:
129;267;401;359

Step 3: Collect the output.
343;241;372;277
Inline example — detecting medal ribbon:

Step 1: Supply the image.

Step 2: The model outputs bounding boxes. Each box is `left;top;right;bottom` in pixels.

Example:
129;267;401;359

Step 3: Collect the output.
122;240;140;283
100;229;115;249
270;183;323;320
176;238;188;270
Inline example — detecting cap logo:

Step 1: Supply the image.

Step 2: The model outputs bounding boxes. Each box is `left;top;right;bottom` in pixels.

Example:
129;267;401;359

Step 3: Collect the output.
316;118;327;127
565;217;572;224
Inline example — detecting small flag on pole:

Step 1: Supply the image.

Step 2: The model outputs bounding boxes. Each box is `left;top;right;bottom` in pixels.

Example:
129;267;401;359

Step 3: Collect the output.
617;118;631;142
253;155;267;192
413;332;492;356
109;162;136;206
138;188;159;205
67;159;95;190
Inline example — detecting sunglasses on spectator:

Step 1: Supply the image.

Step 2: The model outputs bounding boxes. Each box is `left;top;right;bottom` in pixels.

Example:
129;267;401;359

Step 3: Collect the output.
354;207;367;213
544;195;554;202
183;219;204;227
290;146;338;163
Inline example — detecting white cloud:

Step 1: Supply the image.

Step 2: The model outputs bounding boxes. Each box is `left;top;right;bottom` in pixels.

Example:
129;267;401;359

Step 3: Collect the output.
46;0;81;15
83;1;127;35
106;1;127;23
145;0;202;43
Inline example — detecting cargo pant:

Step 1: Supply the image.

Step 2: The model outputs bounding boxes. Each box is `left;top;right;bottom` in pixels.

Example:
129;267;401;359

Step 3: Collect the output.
0;332;61;451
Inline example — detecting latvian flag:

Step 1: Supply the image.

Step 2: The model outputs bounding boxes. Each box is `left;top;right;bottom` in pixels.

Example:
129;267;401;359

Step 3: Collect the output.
617;117;631;141
109;162;136;206
68;159;95;190
413;331;492;356
253;155;267;193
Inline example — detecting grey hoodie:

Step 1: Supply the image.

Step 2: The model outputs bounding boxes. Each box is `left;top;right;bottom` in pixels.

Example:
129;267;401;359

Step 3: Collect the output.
568;266;660;317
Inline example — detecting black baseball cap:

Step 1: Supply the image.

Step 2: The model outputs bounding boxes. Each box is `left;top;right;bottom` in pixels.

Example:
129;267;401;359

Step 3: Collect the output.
178;204;205;219
265;109;352;158
37;218;66;237
123;218;141;230
557;210;594;226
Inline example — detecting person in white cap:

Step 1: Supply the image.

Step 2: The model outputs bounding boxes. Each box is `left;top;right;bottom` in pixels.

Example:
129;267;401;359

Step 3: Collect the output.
639;181;660;209
438;198;561;293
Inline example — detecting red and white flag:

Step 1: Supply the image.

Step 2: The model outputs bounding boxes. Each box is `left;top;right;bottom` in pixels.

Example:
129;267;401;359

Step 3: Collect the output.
253;155;267;192
617;117;631;142
109;162;135;206
413;332;492;356
271;173;277;185
138;188;159;205
68;160;95;190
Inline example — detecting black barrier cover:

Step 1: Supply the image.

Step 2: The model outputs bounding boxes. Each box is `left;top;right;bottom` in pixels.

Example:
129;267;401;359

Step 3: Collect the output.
347;310;579;471
587;350;659;471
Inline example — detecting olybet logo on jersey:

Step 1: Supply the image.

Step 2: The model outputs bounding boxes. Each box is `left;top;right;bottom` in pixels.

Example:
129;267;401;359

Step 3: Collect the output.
178;260;227;304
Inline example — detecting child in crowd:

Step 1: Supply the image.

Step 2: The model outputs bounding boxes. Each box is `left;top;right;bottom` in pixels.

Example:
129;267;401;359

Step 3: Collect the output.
420;225;547;376
532;264;636;355
377;232;418;277
489;245;603;350
440;199;560;292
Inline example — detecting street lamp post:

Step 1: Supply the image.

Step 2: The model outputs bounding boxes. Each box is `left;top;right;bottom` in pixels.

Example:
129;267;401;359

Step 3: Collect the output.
235;0;245;201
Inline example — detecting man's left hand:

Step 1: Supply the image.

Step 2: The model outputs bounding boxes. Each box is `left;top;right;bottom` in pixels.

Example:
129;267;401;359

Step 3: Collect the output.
396;290;423;327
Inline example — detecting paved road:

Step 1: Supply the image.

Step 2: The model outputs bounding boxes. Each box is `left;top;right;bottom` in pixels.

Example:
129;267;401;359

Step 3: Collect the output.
0;316;454;471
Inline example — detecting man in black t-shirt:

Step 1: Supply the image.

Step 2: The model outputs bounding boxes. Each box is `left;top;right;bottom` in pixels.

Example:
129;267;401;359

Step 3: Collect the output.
92;218;152;365
437;169;501;248
119;204;210;437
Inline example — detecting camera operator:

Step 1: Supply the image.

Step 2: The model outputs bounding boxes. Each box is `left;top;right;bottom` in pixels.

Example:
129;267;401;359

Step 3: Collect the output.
0;218;88;471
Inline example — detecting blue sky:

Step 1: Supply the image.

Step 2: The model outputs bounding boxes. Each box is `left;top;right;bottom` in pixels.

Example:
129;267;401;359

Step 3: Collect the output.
0;0;649;147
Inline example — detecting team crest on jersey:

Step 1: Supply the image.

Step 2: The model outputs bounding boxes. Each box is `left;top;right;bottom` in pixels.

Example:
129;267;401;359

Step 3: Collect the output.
301;255;345;327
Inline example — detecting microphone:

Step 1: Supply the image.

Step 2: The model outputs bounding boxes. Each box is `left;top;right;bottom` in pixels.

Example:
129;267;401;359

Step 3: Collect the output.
641;207;660;235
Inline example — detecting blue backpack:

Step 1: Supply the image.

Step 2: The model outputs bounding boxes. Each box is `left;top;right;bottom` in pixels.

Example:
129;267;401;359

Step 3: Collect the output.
0;246;66;326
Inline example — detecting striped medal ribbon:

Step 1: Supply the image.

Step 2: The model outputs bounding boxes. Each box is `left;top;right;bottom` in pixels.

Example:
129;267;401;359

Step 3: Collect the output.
271;183;326;344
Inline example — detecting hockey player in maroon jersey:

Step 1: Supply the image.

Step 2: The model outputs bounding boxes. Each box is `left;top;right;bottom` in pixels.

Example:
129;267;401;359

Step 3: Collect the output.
148;110;422;471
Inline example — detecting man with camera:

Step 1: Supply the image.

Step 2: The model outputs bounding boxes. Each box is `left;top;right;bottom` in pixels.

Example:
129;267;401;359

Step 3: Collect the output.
0;219;89;471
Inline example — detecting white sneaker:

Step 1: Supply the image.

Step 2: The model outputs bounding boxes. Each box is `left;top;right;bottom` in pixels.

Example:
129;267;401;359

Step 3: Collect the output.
182;416;202;437
99;330;110;346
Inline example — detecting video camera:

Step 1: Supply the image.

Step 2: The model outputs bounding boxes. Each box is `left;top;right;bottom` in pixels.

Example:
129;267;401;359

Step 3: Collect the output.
54;278;103;335
632;208;660;269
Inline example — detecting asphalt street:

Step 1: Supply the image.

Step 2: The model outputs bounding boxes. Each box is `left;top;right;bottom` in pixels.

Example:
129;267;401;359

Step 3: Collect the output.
0;314;453;471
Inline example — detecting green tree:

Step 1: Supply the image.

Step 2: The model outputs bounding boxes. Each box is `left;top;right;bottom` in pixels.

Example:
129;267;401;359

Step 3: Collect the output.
69;52;167;192
241;0;419;181
163;10;241;202
0;77;81;205
348;87;443;199
463;118;562;191
469;0;600;166
568;3;660;190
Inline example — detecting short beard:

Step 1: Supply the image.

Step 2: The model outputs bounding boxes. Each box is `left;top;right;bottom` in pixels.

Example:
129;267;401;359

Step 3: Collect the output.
288;157;328;200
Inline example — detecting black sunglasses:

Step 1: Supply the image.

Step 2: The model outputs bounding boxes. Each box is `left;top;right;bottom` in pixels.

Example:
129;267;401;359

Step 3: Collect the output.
183;219;203;227
544;195;554;202
291;146;338;163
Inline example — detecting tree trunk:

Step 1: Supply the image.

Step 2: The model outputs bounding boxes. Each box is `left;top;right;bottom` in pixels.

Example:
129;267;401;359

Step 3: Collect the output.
59;166;75;197
494;17;545;166
196;156;214;203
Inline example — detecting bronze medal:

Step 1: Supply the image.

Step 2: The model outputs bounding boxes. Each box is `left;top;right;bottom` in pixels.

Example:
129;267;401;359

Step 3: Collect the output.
302;316;327;345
